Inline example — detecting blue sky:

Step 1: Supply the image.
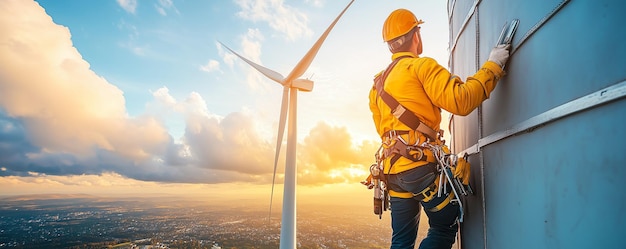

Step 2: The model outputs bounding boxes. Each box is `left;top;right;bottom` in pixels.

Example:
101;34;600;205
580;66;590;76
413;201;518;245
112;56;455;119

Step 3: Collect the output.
0;0;449;195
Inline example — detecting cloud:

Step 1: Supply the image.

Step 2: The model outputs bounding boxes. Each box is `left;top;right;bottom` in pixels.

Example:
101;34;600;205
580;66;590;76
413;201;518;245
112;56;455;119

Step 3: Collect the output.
117;0;138;14
154;0;179;16
217;29;272;91
0;0;170;178
0;115;38;177
146;87;278;179
239;28;270;90
217;42;237;68
200;59;221;73
241;29;264;63
0;1;170;161
0;0;375;187
306;0;325;8
234;0;313;41
297;122;376;185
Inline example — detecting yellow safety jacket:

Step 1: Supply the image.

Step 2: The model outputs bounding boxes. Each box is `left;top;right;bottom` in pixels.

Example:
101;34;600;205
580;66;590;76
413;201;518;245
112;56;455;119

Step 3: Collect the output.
369;52;504;175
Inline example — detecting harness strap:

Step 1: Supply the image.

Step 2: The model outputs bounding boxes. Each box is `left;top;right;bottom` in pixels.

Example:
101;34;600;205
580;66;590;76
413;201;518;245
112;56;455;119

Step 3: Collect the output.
388;189;414;199
387;141;436;166
388;180;438;200
374;56;440;141
428;191;455;212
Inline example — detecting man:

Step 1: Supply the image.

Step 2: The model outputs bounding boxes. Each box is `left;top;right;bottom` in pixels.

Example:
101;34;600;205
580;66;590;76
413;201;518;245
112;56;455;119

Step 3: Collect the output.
368;9;510;249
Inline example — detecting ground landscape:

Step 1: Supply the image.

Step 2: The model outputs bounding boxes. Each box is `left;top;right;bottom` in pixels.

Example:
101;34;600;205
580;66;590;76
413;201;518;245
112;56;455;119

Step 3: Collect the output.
0;194;433;248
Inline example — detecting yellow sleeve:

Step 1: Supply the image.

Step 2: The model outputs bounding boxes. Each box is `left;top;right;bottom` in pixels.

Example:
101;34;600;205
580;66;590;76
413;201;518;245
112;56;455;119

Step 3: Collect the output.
419;58;504;116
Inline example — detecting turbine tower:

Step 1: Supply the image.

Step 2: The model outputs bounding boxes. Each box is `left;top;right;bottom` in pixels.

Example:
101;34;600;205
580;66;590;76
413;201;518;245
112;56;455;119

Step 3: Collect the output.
220;1;354;248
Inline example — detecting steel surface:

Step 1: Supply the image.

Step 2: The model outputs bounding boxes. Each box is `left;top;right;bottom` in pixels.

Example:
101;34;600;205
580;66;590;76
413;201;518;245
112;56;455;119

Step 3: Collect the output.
448;0;626;248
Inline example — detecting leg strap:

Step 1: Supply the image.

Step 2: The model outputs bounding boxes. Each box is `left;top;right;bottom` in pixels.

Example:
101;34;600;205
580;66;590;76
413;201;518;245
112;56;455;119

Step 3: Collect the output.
428;191;455;212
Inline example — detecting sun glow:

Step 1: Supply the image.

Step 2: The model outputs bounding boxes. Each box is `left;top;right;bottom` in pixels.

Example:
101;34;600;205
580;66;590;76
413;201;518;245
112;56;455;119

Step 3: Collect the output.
347;166;368;178
327;166;369;181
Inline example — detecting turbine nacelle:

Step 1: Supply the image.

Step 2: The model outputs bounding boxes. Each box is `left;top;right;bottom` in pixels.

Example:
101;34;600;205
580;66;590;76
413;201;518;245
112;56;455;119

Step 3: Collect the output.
291;78;313;92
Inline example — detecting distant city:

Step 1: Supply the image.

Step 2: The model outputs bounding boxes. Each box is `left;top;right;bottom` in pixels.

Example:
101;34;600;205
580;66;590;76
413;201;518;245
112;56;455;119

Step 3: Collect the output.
0;194;414;248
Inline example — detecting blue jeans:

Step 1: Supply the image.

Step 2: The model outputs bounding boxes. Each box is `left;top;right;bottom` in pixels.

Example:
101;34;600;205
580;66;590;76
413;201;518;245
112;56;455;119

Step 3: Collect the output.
387;164;459;249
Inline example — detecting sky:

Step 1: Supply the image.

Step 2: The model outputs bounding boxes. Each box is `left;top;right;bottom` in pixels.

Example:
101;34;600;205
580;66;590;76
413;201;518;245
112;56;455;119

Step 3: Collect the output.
0;0;450;200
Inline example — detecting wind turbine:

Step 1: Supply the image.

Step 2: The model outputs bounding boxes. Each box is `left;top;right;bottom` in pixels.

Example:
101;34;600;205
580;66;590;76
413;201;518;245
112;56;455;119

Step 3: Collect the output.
219;1;354;248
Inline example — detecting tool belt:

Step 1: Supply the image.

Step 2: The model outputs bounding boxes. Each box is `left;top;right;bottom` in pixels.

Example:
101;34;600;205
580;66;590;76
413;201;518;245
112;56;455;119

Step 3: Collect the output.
386;162;439;202
379;130;441;201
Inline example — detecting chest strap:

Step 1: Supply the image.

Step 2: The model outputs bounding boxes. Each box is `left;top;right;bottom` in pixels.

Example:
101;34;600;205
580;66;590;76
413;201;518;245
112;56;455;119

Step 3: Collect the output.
374;56;440;141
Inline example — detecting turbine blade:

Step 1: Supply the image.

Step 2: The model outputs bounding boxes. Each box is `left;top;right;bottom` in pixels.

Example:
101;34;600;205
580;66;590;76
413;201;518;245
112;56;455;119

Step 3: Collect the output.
218;41;285;85
283;0;355;84
269;86;290;220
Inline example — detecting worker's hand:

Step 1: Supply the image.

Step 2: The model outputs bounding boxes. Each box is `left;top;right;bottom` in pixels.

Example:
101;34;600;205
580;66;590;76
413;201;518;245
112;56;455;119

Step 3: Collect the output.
488;44;511;68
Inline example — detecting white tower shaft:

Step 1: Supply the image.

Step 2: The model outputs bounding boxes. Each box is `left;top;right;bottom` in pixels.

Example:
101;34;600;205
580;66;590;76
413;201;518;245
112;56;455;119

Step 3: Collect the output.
279;89;298;249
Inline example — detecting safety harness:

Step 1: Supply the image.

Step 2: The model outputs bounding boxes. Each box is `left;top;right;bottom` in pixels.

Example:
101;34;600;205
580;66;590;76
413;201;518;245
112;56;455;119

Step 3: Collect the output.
374;56;441;141
374;56;442;167
364;56;473;222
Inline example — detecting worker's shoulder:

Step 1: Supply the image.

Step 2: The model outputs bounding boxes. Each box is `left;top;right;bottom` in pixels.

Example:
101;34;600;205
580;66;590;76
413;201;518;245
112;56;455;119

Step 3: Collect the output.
372;56;439;77
396;56;438;68
412;56;438;64
407;56;444;71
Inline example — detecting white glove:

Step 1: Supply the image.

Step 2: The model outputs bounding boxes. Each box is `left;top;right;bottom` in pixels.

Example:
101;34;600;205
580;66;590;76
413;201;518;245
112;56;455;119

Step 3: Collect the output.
488;44;511;68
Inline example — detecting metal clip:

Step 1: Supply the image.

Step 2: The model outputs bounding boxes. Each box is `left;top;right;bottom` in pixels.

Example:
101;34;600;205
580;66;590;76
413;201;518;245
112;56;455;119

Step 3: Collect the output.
397;132;408;145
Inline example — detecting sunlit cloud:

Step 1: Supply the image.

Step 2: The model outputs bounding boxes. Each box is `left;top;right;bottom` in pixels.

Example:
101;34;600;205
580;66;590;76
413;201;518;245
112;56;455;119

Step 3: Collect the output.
306;0;325;8
241;28;264;63
239;28;271;90
117;0;137;14
297;122;378;185
0;1;226;183
0;173;268;197
217;28;272;91
0;0;164;157
154;0;179;16
217;41;237;68
200;59;221;73
0;0;379;190
234;0;313;41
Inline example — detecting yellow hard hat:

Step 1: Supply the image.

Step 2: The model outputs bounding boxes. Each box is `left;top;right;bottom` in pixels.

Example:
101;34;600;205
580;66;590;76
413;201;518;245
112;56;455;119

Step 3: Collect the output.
382;9;424;42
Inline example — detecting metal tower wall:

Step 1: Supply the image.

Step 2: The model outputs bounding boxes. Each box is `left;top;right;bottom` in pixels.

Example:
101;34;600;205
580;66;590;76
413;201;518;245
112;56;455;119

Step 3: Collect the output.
447;0;626;248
